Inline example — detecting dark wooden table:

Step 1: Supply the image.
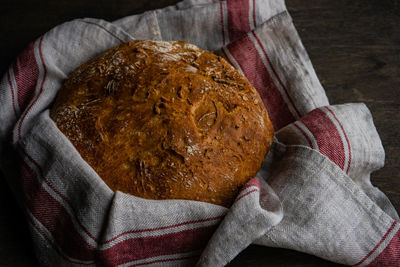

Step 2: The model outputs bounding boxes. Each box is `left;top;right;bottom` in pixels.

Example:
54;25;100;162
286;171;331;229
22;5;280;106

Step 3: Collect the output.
1;0;399;266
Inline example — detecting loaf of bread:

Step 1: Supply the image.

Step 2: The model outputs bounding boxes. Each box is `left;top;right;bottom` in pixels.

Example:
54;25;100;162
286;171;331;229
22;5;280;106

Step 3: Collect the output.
50;40;274;207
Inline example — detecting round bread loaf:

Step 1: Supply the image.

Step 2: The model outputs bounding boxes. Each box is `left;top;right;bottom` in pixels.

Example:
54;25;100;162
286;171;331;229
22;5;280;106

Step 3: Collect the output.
50;40;274;207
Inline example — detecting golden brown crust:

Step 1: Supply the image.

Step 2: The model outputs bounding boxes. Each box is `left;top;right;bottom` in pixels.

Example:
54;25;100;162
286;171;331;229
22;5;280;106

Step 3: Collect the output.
50;40;274;207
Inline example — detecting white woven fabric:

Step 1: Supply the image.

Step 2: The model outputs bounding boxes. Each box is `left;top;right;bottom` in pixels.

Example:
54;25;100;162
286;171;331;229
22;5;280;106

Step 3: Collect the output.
0;0;398;266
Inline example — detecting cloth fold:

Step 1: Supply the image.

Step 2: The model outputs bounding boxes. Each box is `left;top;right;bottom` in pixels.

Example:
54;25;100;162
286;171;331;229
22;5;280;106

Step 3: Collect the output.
256;104;398;266
0;0;398;266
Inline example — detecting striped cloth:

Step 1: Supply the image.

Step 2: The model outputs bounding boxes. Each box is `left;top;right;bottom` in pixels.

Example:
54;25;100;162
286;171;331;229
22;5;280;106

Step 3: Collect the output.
0;0;398;266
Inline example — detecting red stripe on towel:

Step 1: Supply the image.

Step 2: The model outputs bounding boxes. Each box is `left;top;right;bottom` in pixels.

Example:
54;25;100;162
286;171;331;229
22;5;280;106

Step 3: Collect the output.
251;31;301;118
12;42;39;111
226;36;295;130
325;106;352;174
352;221;397;266
300;108;345;170
20;160;95;262
367;226;400;266
226;0;251;42
17;37;45;140
28;218;94;265
99;225;217;266
240;177;260;192
21;148;98;243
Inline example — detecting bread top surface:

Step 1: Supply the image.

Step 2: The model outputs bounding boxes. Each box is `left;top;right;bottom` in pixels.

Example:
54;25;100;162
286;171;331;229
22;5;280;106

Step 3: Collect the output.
50;40;274;207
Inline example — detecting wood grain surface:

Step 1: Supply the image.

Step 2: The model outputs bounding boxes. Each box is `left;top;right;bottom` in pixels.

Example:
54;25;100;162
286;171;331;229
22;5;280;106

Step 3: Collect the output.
0;0;399;266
